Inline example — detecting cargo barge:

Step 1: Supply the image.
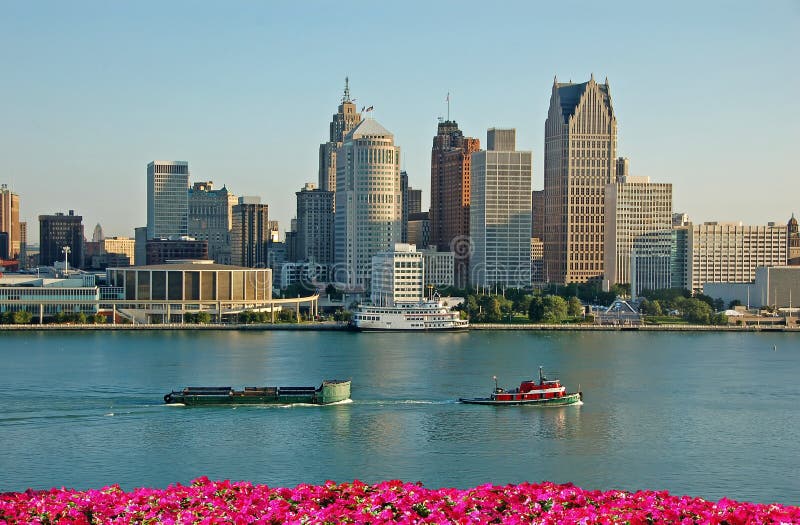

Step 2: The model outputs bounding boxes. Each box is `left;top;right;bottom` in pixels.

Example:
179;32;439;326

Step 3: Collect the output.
164;379;351;406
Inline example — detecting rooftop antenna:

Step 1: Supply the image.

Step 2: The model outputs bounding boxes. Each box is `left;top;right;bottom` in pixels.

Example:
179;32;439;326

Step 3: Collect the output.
446;92;451;121
342;76;351;103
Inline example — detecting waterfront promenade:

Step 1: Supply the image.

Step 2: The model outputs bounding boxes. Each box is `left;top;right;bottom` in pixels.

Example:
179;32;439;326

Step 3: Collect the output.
1;322;797;332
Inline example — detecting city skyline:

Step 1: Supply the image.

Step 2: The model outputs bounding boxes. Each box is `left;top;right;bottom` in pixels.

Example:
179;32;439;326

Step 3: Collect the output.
1;1;798;242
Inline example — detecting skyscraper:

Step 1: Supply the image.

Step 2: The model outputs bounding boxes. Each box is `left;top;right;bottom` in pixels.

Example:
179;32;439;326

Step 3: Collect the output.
469;128;532;288
543;75;617;284
319;78;362;197
604;175;673;296
0;184;21;260
147;161;189;239
39;210;84;268
429;120;480;287
334;118;402;291
188;181;237;264
295;183;334;265
400;172;422;243
231;196;269;268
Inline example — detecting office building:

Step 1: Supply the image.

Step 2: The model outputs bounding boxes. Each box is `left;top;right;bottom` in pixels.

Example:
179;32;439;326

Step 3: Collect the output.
788;214;800;265
420;247;454;288
430;120;480;287
39;210;84;269
231;196;269;268
407;212;430;249
0;184;21;260
371;243;424;306
334;118;402;292
469;128;532;288
295;183;334;265
188;181;237;264
145;238;208;265
687;222;787;293
543;75;617;284
401;171;422;243
319;78;362;199
604;175;673;296
531;237;544;284
147;160;189;239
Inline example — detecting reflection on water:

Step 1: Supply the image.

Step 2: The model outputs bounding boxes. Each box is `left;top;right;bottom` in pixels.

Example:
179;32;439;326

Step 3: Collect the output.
0;330;798;504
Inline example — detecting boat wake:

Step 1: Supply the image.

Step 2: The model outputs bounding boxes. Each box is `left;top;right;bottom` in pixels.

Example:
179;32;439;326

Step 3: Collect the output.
356;399;457;406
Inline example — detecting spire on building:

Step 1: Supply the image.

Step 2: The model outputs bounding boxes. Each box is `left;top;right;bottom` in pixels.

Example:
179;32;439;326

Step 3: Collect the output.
342;76;351;103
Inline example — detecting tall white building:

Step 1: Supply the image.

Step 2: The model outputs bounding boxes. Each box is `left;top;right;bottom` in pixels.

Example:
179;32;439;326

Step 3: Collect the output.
604;175;673;296
147;161;189;239
469;129;532;288
688;222;787;293
371;243;424;306
334;118;402;292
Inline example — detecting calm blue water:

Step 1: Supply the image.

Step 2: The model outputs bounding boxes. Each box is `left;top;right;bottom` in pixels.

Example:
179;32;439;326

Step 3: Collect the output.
0;330;798;505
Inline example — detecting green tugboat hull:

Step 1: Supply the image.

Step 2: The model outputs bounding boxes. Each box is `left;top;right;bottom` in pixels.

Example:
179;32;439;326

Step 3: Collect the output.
164;380;351;406
459;392;582;406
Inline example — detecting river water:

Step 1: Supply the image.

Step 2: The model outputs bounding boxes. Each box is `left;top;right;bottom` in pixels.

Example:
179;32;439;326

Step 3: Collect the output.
0;330;797;505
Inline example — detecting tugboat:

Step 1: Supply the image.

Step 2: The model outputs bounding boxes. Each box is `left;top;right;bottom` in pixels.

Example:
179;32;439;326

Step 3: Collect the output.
164;379;351;406
459;367;582;406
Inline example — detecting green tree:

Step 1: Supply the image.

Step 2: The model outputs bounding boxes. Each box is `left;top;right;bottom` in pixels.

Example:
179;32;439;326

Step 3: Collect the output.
478;295;502;322
196;312;212;324
542;295;568;323
325;283;343;301
528;296;545;322
12;310;33;324
567;297;584;317
92;313;107;324
183;312;197;323
676;297;712;324
333;309;352;323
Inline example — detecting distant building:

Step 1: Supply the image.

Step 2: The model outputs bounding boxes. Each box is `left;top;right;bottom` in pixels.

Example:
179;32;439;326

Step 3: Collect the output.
687;222;787;293
703;266;800;309
0;273;100;319
39;210;84;269
188;181;237;264
531;237;544;284
469;128;532;288
334;118;402;292
231;196;269;268
86;237;136;269
670;225;690;290
531;190;544;239
543;76;616;284
407;212;430;250
0;184;21;260
420;247;454;288
145;238;208;265
604;175;673;296
295;183;333;266
279;261;328;289
319;78;362;205
147;160;189;239
91;223;105;243
430;120;480;288
788;214;800;265
134;226;148;266
371;243;424;306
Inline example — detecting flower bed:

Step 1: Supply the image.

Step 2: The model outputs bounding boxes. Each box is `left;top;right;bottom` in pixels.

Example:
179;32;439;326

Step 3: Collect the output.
1;478;798;524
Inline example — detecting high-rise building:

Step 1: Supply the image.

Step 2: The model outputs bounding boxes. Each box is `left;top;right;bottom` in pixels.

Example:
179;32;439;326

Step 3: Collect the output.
408;212;430;249
371;243;424;306
469;128;532;289
687;222;787;293
91;223;105;243
319;78;362;199
429;121;480;287
296;183;334;265
39;210;84;268
0;184;21;260
788;214;800;265
531;190;544;239
231;196;269;268
334;118;402;292
604;175;673;296
145;238;208;265
147;161;189;239
400;172;423;243
543;75;617;284
188;181;237;264
18;222;27;269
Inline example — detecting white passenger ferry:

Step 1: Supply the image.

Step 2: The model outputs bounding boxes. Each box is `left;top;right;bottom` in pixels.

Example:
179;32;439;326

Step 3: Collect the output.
352;300;469;331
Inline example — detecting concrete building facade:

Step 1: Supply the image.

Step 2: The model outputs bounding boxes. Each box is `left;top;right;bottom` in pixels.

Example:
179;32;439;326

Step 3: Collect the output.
147;161;189;240
604;175;673;296
469;128;532;288
188;181;237;265
543;76;617;284
420;247;454;288
371;243;424;306
334;118;402;292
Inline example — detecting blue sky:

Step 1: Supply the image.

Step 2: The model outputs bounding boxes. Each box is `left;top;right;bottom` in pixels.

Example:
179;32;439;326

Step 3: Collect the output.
2;0;798;242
